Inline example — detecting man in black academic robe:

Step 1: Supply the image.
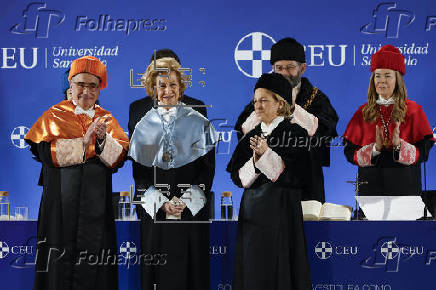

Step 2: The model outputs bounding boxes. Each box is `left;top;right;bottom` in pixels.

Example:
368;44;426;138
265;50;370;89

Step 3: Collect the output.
25;56;129;290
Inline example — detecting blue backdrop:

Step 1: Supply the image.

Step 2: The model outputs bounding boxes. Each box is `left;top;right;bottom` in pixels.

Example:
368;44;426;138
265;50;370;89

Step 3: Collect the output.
1;0;436;219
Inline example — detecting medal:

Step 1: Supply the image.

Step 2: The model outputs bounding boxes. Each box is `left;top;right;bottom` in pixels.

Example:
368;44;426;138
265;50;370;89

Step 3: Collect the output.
379;106;393;148
383;137;391;147
162;151;172;162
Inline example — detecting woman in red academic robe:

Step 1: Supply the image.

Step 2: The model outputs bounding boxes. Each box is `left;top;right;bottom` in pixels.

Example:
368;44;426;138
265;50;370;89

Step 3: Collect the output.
344;45;434;197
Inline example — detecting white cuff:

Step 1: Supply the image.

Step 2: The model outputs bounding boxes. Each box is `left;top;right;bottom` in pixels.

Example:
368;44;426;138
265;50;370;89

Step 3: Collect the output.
371;143;381;157
238;157;260;188
99;133;123;168
241;111;260;135
55;137;84;167
140;186;169;218
255;148;285;182
397;139;417;165
97;137;106;151
180;185;207;216
356;143;375;167
291;104;318;136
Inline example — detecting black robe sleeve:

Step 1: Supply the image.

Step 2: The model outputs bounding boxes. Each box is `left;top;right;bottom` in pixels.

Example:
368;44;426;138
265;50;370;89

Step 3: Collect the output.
303;89;338;167
415;135;435;163
27;141;54;166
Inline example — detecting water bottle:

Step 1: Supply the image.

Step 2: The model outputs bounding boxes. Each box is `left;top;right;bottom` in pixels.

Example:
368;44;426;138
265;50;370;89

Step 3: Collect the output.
0;191;10;221
118;191;130;220
221;191;233;220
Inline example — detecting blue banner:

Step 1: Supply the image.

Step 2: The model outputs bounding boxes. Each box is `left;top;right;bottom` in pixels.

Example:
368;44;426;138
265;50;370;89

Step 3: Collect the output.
1;221;436;289
1;0;435;224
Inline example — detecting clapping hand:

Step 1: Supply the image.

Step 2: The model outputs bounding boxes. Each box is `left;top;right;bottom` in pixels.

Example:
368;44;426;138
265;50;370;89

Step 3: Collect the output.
392;122;401;147
250;135;268;162
95;117;109;140
375;125;384;151
83;116;110;147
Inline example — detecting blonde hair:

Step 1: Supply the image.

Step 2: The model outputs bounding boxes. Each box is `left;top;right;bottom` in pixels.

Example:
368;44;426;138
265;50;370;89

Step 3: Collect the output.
362;71;407;123
141;57;188;98
271;92;292;118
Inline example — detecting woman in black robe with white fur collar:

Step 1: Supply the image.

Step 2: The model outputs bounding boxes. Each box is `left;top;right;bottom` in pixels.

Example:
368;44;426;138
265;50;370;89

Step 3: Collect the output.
227;73;312;290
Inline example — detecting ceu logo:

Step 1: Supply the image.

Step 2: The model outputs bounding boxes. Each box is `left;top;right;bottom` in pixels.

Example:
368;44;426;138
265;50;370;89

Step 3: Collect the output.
315;241;333;260
10;2;65;39
119;241;137;259
380;241;400;260
361;2;414;38
11;126;29;149
0;241;10;259
234;32;275;78
361;237;425;272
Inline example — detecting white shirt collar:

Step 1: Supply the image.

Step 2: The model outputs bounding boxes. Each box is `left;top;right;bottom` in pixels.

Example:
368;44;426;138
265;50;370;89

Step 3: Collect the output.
72;100;95;118
261;116;284;137
376;95;395;106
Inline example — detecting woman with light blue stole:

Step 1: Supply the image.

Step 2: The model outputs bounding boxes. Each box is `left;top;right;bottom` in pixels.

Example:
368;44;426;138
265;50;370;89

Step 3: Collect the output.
128;57;217;290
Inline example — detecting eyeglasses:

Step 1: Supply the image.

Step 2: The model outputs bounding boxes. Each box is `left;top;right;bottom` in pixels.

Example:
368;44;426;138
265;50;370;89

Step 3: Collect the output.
274;64;299;72
72;81;100;91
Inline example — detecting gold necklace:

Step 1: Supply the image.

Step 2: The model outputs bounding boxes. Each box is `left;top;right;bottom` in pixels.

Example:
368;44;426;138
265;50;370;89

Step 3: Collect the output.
378;106;393;147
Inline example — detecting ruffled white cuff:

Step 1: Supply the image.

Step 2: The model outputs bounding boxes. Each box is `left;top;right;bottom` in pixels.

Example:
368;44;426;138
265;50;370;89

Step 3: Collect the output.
255;148;285;182
355;143;375;167
180;185;207;216
238;157;260;188
98;133;124;168
53;137;84;167
291;104;318;136
139;186;169;218
397;139;418;165
371;143;381;157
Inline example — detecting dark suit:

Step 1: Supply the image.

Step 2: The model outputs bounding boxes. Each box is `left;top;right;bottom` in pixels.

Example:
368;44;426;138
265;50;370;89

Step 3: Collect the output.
128;94;207;137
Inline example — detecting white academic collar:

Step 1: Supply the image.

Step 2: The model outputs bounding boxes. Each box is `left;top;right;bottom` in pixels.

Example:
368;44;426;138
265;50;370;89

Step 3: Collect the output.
156;102;180;114
72;100;95;118
376;95;395;106
261;116;284;137
156;102;183;122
